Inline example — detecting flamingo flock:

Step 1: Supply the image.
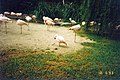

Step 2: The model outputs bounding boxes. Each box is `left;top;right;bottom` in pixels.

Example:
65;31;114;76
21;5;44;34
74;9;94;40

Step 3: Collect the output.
0;11;89;47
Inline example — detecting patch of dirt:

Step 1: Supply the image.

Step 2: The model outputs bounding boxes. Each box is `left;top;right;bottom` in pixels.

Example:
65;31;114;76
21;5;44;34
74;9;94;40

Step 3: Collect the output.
0;21;95;54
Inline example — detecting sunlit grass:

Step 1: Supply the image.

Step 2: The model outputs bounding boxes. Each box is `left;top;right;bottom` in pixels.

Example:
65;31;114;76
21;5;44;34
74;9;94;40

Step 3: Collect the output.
1;31;120;79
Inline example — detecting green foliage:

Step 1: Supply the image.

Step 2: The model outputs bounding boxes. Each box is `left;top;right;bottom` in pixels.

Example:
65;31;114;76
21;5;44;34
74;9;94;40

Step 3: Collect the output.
32;0;120;40
32;2;82;22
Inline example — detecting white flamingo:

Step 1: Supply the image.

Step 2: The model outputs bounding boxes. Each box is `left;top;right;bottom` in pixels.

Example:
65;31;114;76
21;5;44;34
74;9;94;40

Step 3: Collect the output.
10;12;16;16
16;13;22;16
81;21;86;26
4;12;10;15
32;15;37;23
69;24;81;42
25;16;32;22
16;19;29;34
90;21;96;26
54;18;61;23
69;18;77;25
0;16;12;34
53;34;67;46
43;16;55;30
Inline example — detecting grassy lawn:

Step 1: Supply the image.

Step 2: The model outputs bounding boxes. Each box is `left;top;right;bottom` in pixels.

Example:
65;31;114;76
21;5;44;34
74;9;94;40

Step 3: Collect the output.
0;31;120;80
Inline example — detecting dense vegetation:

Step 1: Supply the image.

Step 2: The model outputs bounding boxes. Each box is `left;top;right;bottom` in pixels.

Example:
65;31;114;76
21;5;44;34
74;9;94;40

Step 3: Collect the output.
32;0;120;40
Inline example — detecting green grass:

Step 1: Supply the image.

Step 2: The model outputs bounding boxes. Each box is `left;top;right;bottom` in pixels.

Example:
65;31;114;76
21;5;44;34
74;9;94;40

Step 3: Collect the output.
1;31;120;80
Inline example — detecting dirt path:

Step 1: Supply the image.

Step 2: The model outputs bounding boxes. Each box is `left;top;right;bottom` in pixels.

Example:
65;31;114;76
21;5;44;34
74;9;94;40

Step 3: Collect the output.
0;21;94;54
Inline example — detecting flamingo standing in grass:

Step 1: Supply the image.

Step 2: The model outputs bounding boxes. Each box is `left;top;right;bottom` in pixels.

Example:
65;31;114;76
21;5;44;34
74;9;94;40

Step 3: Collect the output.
43;16;55;30
0;16;12;34
69;24;81;42
45;20;55;30
43;16;53;22
16;19;29;34
25;16;32;30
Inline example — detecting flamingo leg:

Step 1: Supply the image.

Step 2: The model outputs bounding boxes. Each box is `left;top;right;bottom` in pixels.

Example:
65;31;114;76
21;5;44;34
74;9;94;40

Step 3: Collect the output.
27;22;30;31
74;30;76;43
28;23;29;31
0;24;1;31
21;26;22;34
5;23;7;34
0;22;2;31
34;19;37;23
45;23;48;30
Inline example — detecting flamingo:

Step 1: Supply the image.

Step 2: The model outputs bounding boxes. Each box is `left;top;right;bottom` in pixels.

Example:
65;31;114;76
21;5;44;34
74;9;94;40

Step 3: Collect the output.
16;19;29;34
10;12;16;16
25;16;32;22
69;18;77;25
0;14;4;17
81;21;86;26
32;15;37;23
54;18;61;23
115;25;120;30
53;34;67;46
43;16;53;22
4;12;10;15
25;16;32;30
43;16;55;30
0;16;12;34
90;21;96;26
16;13;22;16
69;24;81;42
